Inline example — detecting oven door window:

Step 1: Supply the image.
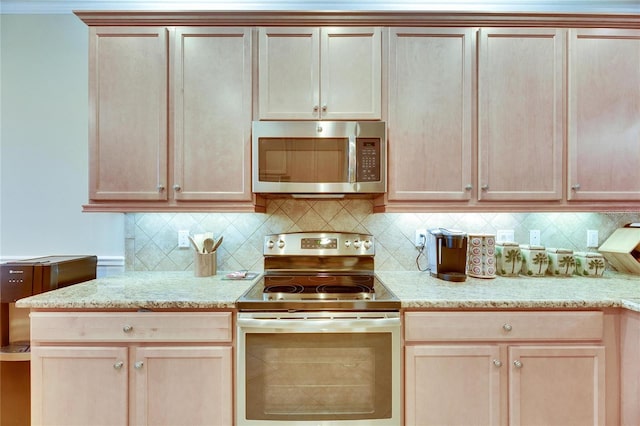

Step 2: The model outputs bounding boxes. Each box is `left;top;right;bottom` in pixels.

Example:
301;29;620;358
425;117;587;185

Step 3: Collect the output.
245;332;392;421
257;137;349;183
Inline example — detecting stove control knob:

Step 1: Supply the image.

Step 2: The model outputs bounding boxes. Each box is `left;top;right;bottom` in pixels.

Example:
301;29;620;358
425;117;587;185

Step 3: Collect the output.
344;240;351;247
354;240;362;249
364;240;372;249
278;239;285;249
267;240;275;249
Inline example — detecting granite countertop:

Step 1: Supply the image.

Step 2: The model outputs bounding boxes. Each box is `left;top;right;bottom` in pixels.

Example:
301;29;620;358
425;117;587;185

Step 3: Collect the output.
376;271;640;311
15;270;640;312
15;271;260;310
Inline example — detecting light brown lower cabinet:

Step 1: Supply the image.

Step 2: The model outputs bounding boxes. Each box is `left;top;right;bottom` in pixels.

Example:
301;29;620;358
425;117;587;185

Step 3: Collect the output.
404;311;607;426
30;312;233;426
620;309;640;425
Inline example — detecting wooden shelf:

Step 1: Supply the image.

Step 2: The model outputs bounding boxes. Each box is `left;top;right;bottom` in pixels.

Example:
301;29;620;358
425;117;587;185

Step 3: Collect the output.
0;350;30;362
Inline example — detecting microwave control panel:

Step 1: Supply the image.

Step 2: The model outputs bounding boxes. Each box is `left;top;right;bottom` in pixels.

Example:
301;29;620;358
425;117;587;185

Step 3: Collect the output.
356;138;381;182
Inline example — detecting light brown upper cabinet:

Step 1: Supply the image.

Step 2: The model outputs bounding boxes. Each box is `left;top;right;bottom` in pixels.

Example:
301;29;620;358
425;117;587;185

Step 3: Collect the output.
478;28;565;201
258;27;382;120
86;26;255;211
387;27;474;202
173;27;253;202
568;29;640;201
89;27;169;202
78;11;640;212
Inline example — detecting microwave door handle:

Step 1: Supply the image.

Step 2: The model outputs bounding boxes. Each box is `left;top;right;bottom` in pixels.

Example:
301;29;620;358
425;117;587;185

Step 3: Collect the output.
348;135;357;183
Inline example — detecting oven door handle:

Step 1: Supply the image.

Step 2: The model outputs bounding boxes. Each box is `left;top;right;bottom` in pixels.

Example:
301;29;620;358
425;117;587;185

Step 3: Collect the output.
237;316;400;332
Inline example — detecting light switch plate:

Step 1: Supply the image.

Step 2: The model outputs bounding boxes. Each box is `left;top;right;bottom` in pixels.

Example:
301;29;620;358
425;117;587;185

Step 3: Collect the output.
529;230;541;246
178;230;190;248
587;230;599;248
497;229;515;243
415;229;427;248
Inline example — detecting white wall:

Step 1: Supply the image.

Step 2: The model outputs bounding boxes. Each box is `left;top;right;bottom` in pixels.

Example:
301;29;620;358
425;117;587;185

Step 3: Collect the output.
0;14;124;261
2;1;638;14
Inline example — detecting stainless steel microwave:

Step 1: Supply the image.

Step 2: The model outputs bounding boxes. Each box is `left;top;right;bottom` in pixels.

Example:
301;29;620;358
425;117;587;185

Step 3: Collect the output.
252;121;386;195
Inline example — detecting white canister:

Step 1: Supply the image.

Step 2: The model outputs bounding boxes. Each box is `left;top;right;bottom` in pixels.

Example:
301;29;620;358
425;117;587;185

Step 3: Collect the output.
546;248;575;276
467;233;496;278
496;242;522;276
574;251;606;277
520;244;548;277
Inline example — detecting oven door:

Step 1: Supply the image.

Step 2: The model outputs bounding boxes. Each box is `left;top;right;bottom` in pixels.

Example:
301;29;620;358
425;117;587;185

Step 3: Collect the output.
236;312;401;426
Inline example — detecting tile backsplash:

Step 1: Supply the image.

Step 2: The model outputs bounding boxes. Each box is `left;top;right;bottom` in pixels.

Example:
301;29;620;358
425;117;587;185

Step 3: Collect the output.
125;199;638;273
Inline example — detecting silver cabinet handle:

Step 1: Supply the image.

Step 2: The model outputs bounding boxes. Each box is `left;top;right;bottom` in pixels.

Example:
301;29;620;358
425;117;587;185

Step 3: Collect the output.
173;184;181;192
122;325;133;333
322;105;327;112
465;184;473;191
502;323;512;332
313;105;319;112
134;361;144;369
571;184;581;190
493;359;502;368
113;361;124;370
513;360;523;368
481;184;489;191
157;184;165;192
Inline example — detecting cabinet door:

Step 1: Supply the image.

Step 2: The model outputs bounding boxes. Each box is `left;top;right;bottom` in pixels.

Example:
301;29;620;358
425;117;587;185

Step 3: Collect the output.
30;346;128;426
621;310;640;425
388;28;474;201
131;346;232;426
174;27;253;201
509;345;605;426
258;27;320;119
320;27;382;120
478;28;564;201
258;27;382;120
405;345;502;426
568;29;640;201
89;27;168;201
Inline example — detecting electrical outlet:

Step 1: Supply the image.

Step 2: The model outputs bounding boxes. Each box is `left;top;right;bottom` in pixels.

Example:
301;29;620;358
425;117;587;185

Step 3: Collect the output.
415;229;427;248
178;230;190;248
587;230;599;248
529;230;541;246
496;229;515;243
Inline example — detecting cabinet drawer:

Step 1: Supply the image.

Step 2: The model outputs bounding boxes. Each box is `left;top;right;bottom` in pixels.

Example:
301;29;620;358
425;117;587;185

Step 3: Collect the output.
404;311;603;342
30;312;232;343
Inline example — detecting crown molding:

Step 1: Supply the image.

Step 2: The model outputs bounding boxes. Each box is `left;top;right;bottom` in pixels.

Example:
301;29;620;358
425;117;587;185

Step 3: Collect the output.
67;10;640;28
2;0;639;14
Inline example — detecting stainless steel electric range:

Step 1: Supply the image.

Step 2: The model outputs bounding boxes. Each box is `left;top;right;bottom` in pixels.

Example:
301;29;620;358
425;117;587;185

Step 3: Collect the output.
236;232;401;426
237;231;400;312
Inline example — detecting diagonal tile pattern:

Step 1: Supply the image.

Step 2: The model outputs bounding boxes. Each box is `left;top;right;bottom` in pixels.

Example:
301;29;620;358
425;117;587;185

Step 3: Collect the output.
126;201;639;273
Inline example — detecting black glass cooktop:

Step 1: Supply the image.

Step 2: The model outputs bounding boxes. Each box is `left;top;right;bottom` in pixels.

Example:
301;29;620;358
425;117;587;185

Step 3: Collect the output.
237;273;399;311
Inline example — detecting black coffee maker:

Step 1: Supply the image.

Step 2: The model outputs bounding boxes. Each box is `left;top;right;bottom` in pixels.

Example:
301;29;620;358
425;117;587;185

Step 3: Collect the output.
427;228;468;282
